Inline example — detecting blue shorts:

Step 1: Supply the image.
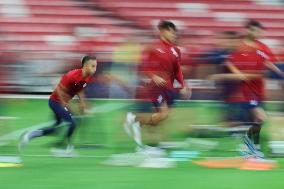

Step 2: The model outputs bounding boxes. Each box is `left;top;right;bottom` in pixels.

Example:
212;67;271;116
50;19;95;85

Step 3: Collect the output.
48;99;75;126
152;88;179;108
227;101;263;122
130;89;179;113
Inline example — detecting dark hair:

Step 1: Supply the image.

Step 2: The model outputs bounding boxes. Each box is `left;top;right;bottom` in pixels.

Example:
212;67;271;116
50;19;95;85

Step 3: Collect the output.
158;20;177;31
221;31;241;39
81;55;96;67
245;19;264;29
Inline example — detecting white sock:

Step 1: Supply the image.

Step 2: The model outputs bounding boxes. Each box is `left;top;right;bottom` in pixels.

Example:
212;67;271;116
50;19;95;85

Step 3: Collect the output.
255;144;261;150
132;122;143;147
124;112;136;137
29;130;43;140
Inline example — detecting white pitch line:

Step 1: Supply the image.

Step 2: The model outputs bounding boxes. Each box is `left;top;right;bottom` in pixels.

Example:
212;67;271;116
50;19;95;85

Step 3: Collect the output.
22;154;109;158
0;116;20;120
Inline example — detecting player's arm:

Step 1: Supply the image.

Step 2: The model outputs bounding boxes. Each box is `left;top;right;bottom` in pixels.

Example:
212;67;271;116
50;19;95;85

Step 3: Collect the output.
103;74;131;92
223;61;262;80
77;90;87;114
209;73;262;81
260;45;284;77
175;50;191;99
265;60;284;78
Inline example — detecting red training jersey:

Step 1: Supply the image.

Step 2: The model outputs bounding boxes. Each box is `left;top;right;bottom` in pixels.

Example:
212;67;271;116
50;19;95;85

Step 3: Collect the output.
139;39;185;90
228;40;276;102
50;69;93;103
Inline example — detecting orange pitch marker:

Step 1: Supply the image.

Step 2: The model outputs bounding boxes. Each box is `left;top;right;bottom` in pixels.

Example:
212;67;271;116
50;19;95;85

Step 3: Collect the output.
239;159;278;170
193;157;245;169
194;157;278;170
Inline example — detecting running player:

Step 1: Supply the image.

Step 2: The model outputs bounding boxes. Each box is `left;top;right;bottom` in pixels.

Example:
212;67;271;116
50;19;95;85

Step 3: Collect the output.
225;20;284;157
19;55;97;153
124;20;191;152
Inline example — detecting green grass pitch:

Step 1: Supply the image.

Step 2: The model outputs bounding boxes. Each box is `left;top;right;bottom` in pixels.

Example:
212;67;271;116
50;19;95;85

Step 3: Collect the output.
0;98;284;189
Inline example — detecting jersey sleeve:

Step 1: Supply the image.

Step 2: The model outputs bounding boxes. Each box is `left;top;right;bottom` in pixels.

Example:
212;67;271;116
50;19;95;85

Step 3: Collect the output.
259;42;277;63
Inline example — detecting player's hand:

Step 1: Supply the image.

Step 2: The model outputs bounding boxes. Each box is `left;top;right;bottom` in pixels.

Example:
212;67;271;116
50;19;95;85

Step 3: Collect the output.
63;103;72;113
180;87;191;100
78;102;87;114
152;75;166;87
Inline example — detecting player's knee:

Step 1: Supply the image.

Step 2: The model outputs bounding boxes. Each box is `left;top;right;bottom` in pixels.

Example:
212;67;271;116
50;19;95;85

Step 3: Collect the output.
67;120;76;130
253;108;267;123
153;112;169;125
161;111;169;120
255;116;266;124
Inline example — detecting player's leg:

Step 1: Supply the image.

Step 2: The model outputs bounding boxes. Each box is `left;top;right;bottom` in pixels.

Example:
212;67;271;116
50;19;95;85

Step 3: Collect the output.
19;99;63;148
248;105;267;150
126;91;171;147
135;102;170;126
40;108;62;136
135;102;170;147
47;100;76;146
241;102;266;158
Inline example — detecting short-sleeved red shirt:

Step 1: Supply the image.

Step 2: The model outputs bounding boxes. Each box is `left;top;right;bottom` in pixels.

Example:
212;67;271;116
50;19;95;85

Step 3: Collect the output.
139;39;185;90
50;69;93;103
227;40;276;102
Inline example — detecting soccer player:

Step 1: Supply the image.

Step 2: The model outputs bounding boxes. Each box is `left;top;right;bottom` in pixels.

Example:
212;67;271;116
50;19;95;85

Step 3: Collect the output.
124;20;190;153
224;20;284;157
19;55;97;153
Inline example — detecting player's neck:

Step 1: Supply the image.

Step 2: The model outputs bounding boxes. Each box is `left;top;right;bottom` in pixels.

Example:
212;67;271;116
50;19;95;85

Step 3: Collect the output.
244;37;257;47
160;37;172;45
245;35;257;43
82;69;89;78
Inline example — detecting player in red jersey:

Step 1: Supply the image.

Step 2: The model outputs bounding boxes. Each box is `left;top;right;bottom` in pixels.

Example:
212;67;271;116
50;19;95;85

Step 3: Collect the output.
19;55;97;154
124;20;191;153
225;20;284;157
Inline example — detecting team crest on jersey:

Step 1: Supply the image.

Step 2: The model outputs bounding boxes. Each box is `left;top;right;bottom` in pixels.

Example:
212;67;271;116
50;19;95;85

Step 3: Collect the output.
256;50;268;59
170;47;178;57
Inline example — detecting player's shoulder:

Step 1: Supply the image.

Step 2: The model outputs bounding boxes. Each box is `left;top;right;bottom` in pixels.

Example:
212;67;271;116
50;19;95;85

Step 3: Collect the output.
143;41;163;55
255;40;271;51
66;69;81;76
149;40;163;50
63;69;82;81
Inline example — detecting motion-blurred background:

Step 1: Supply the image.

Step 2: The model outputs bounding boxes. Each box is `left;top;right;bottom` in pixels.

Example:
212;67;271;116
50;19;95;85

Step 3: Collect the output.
0;0;284;100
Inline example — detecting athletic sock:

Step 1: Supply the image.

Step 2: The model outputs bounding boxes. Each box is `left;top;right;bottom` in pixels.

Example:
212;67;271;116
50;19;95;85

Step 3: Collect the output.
255;144;261;151
28;130;43;140
132;122;143;147
251;123;261;148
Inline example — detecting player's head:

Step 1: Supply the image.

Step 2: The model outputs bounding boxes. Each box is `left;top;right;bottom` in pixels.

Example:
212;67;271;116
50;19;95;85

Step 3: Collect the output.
245;19;264;40
219;31;241;50
158;20;177;44
81;55;97;75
